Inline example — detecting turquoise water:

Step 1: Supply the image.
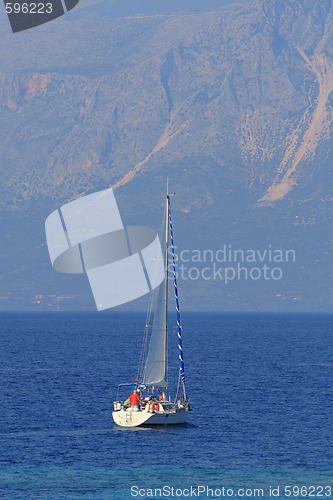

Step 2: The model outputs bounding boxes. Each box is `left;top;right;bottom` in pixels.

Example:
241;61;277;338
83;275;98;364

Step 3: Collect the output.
0;313;332;499
0;466;332;499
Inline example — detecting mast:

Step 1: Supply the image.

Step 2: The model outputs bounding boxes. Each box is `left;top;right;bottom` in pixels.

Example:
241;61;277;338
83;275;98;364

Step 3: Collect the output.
163;180;169;400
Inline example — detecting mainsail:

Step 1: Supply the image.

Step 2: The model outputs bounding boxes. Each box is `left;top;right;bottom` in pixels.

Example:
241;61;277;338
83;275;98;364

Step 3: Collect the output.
142;189;169;388
142;276;167;387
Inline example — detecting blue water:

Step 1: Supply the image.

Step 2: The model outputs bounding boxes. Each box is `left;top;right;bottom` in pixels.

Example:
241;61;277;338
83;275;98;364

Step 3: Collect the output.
0;313;332;499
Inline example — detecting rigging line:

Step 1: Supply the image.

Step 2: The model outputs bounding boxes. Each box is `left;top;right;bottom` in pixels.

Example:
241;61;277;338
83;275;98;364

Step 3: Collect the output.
136;282;152;382
137;296;153;383
174;367;181;404
137;281;154;381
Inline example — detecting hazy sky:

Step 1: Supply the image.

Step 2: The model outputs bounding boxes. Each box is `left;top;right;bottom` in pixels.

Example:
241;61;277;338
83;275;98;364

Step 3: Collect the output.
0;0;253;26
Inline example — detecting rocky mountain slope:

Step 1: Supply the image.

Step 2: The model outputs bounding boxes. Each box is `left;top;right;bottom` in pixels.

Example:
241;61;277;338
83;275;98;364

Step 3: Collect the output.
0;0;332;311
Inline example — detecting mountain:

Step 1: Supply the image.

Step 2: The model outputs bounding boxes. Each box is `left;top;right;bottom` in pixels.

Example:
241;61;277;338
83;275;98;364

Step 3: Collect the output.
0;0;332;311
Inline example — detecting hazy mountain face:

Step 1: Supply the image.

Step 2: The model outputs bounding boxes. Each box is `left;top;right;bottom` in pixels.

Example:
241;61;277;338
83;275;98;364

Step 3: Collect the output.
69;0;253;19
0;0;332;311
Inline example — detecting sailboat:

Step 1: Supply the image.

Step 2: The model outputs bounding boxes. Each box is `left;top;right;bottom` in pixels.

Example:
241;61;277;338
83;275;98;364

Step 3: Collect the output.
112;188;190;427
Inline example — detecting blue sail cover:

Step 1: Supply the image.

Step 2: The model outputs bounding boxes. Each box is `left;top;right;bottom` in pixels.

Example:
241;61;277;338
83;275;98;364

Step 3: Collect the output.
168;199;186;400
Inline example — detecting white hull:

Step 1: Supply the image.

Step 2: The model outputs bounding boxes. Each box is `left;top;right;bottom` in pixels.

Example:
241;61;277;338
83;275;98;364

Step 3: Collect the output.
112;405;188;428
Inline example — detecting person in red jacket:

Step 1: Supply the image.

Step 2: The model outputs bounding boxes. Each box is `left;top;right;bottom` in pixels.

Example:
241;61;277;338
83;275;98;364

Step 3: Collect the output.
129;390;140;410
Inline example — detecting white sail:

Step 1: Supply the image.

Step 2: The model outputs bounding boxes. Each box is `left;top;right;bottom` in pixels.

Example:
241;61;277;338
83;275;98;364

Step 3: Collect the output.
142;277;167;387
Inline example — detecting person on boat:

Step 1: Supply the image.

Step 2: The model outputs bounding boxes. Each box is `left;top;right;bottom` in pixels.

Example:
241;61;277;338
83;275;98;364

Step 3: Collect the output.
123;396;130;409
129;390;140;410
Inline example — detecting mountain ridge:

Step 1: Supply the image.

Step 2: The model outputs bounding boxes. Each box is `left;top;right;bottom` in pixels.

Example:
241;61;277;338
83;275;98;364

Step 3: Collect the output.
1;0;332;205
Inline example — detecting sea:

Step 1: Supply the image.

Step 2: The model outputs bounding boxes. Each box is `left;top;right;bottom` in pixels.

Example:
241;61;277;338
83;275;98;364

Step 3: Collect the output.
0;312;332;499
